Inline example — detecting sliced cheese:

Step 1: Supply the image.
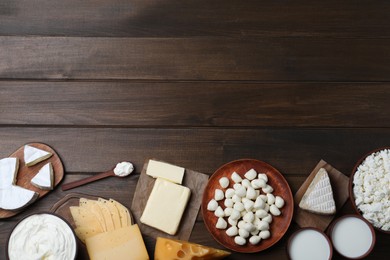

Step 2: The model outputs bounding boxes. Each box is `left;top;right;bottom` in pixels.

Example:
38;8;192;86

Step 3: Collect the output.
109;199;131;227
0;185;38;210
74;226;102;244
31;162;54;190
146;159;185;184
299;168;336;215
85;224;149;260
140;178;191;235
24;145;52;166
70;206;105;234
0;157;19;189
155;237;230;260
96;199;115;232
99;198;122;230
80;198;107;231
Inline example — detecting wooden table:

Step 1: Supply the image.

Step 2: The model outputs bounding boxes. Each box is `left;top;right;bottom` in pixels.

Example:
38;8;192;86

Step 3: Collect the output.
0;1;389;259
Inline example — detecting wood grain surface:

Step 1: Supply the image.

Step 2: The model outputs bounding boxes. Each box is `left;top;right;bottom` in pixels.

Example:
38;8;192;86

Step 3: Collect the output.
0;0;389;259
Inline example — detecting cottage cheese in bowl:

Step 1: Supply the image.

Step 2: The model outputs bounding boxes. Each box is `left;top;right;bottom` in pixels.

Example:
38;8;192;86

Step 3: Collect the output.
8;213;77;260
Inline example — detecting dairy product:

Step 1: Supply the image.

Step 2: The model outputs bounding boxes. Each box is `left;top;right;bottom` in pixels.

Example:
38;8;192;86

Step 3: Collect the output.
299;168;336;215
31;162;54;190
0;185;38;210
331;216;374;258
114;162;134;177
154;237;230;260
146;159;185;184
353;149;390;231
8;213;76;260
24;145;52;166
288;229;331;260
140;178;191;235
86;224;149;260
0;157;19;189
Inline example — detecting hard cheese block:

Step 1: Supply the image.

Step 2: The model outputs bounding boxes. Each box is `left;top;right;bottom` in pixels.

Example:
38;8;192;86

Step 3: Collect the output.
155;237;230;260
146;159;185;184
299;168;336;215
85;224;149;260
140;178;191;235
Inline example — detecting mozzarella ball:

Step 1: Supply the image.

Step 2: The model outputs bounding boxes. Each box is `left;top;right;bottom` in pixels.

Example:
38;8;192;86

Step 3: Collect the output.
249;235;261;245
259;194;268;203
237;220;245;229
270;204;281;216
262;214;273;223
258;173;268;182
255;209;268;218
219;177;229;188
207;199;218;211
226;226;238;237
244;200;255;211
225;188;235;199
259;230;270;239
251;179;266;189
267;193;276;205
246;186;257;200
224;207;233;217
257;220;269;231
238;228;250;238
228;217;238;226
234;201;245;212
216;217;227;229
251;228;260;236
214;189;224;201
254;196;266;209
233;183;242;190
243;222;256;232
230;209;241;220
235;186;247;198
243;211;255;223
224;198;234;208
232;194;241;203
231;172;243;183
234;236;246;245
214;206;225;218
241;179;251;188
245;169;257;180
275;196;285;208
262;185;274;194
264;203;270;212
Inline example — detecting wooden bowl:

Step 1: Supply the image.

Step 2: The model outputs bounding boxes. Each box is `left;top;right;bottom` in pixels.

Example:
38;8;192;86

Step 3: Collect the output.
201;159;294;253
349;147;390;234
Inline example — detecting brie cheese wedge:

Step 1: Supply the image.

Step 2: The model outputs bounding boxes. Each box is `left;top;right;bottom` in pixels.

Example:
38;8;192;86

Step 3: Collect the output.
24;145;52;166
0;158;19;189
0;185;39;210
31;162;54;190
299;168;336;215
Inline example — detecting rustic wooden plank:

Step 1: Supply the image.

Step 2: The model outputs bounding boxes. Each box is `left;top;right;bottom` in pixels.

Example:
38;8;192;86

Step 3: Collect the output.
0;0;389;38
0;127;390;175
2;81;390;127
1;37;390;80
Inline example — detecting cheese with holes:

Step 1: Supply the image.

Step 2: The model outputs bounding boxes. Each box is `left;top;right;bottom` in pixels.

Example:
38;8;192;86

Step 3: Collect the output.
154;237;230;260
24;145;52;166
0;185;38;210
0;157;19;189
140;178;191;235
31;162;54;190
146;159;185;184
299;168;336;215
85;224;149;260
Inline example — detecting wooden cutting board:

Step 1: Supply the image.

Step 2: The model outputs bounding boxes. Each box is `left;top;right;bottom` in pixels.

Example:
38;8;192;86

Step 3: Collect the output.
293;159;349;231
0;143;64;218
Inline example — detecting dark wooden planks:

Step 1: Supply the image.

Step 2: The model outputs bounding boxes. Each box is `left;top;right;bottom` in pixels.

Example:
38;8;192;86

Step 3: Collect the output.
1;127;390;174
1;37;390;80
2;81;390;127
1;0;390;38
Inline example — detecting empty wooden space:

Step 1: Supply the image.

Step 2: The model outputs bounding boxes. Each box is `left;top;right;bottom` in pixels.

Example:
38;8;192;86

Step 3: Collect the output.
0;0;389;259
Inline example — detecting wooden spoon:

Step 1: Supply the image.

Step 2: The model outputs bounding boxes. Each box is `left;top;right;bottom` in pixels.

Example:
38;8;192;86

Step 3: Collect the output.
61;162;134;191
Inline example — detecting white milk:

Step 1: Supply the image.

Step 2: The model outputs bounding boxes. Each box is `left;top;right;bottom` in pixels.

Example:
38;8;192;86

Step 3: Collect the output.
289;229;331;260
331;216;373;258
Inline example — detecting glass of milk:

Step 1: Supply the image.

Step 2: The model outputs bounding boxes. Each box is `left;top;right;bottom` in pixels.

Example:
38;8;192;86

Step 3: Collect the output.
287;228;332;260
328;215;376;259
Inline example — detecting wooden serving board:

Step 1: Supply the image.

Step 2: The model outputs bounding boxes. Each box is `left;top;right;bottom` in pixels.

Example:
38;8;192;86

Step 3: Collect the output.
293;159;349;231
0;143;64;218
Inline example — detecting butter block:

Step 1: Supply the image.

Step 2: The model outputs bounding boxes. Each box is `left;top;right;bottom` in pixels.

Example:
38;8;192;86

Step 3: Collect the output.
140;178;191;235
146;159;185;184
155;237;230;260
86;224;149;260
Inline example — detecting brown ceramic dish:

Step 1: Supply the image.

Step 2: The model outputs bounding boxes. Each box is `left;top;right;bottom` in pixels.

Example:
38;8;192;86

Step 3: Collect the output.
287;227;332;260
6;212;78;260
349;147;390;234
327;214;376;259
201;159;293;253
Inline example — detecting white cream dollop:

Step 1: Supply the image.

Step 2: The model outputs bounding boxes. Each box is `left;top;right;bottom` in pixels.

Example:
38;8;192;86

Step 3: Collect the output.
114;161;134;177
8;213;76;260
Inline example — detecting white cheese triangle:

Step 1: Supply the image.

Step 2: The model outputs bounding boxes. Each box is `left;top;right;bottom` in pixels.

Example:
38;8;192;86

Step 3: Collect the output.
0;158;19;189
24;145;52;166
299;168;336;215
31;162;54;190
0;185;39;210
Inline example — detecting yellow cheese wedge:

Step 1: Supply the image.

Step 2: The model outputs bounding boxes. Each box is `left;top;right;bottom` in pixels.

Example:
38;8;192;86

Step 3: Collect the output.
70;206;104;234
74;226;102;243
154;237;230;260
109;198;131;227
86;224;149;260
99;198;121;230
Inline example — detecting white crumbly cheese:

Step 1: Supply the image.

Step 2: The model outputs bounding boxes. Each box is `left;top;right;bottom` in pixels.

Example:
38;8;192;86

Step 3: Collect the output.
353;149;390;231
140;178;190;235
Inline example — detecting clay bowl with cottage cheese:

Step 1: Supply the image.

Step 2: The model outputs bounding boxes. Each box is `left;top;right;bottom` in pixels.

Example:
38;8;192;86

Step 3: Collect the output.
349;147;390;234
6;212;78;260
